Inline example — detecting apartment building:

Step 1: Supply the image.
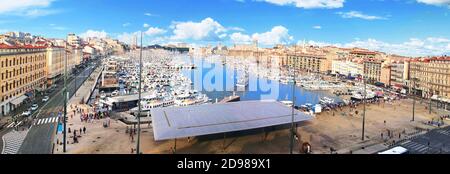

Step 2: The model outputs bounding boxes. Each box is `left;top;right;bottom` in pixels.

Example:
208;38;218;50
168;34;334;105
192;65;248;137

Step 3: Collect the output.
390;61;410;89
287;53;327;73
364;60;383;84
0;44;47;116
410;57;450;99
332;59;364;77
67;33;81;47
45;46;65;85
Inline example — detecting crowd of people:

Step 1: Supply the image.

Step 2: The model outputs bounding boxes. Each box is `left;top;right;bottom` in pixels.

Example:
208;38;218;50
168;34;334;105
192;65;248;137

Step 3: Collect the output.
56;104;112;149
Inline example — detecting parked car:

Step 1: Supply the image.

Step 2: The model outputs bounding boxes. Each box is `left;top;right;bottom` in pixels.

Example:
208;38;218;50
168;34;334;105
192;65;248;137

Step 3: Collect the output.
31;104;39;111
42;96;49;102
22;110;31;117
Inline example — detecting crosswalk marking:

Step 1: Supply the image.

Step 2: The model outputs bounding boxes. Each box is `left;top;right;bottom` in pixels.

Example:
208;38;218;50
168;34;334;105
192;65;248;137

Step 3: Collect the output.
33;117;59;126
6;121;23;128
6;122;15;128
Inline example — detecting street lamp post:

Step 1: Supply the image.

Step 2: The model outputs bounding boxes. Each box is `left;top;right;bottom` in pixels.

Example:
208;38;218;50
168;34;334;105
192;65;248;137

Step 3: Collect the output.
412;78;417;122
289;45;297;154
362;63;366;141
74;70;77;97
136;31;143;154
429;91;432;114
63;45;68;153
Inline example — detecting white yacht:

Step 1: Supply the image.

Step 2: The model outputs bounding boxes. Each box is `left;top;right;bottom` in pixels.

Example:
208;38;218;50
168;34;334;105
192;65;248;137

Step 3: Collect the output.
280;101;294;107
173;90;209;107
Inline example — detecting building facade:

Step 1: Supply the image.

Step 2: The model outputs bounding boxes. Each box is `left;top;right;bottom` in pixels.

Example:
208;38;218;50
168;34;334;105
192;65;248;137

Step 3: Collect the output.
364;60;383;84
331;60;364;77
390;61;410;89
45;46;65;85
0;44;47;116
67;33;81;47
287;53;327;73
410;57;450;99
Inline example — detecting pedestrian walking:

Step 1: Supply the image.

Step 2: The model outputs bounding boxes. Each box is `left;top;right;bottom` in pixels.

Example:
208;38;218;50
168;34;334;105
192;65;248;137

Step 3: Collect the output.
83;126;86;134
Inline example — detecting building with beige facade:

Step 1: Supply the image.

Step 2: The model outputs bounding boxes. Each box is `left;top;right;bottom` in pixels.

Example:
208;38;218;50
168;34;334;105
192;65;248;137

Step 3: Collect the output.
350;50;378;59
380;64;391;86
287;52;327;73
45;46;65;85
67;33;81;47
409;57;450;100
389;61;410;89
0;44;47;116
363;60;383;84
331;59;364;77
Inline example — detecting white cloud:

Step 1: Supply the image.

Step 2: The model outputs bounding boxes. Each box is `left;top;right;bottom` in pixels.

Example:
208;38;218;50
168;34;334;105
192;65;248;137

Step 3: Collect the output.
404;38;425;47
80;30;108;39
259;0;345;9
337;11;387;20
147;37;168;45
143;23;150;28
417;0;450;7
252;26;294;45
145;27;167;36
117;31;168;45
170;17;227;41
228;27;246;32
305;40;338;47
313;25;322;29
0;0;58;17
122;23;131;27
48;23;66;30
52;26;66;30
230;26;293;45
230;32;253;44
22;9;59;17
426;37;450;43
117;32;138;45
307;37;450;57
144;13;158;16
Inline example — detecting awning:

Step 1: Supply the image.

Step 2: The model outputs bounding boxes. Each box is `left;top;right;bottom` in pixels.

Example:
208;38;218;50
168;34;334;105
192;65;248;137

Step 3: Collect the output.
393;84;402;89
25;92;33;97
10;95;27;106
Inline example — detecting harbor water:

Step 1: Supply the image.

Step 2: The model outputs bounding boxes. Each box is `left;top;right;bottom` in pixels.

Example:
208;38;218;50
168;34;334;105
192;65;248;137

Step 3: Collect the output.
181;57;341;106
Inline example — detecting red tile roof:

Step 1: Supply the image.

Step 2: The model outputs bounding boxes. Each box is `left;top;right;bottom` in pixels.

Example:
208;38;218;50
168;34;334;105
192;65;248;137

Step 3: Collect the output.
0;43;46;49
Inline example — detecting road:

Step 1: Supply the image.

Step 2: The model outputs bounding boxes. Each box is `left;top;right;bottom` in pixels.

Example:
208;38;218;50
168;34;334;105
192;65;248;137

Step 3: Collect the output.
17;61;98;154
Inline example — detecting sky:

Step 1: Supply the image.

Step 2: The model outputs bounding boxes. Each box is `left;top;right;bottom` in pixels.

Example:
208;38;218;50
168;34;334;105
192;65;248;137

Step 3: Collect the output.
0;0;450;56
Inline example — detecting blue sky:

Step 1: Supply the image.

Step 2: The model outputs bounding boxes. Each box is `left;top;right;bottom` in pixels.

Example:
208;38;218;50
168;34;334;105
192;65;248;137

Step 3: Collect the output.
0;0;450;56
